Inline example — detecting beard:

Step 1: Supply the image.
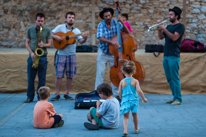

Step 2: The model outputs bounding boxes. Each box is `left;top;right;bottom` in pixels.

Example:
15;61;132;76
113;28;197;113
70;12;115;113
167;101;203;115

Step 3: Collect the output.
105;19;111;24
170;18;175;23
67;22;74;26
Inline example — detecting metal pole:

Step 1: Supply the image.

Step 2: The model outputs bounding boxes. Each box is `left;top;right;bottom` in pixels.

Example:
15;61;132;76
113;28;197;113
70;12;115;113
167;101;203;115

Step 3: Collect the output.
183;0;186;39
92;0;96;45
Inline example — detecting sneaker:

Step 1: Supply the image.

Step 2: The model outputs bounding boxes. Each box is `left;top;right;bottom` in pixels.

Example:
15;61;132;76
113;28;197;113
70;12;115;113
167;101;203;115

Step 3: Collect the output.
166;100;175;104
64;94;74;100
84;122;99;130
171;101;182;105
24;98;33;103
54;120;64;128
51;95;60;101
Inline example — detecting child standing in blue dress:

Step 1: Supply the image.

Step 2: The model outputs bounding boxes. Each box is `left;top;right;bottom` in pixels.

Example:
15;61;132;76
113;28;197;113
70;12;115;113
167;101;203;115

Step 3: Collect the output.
119;60;148;137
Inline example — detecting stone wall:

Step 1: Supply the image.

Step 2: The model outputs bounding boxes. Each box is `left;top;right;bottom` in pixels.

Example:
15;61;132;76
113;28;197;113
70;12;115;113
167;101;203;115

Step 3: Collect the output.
0;0;206;49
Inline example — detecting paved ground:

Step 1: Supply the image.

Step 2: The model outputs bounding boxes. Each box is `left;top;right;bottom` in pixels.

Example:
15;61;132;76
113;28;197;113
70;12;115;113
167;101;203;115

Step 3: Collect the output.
0;93;206;137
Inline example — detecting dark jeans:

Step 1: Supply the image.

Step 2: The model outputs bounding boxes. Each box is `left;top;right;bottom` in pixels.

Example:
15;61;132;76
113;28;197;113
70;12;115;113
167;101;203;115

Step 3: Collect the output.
51;115;62;128
27;56;48;100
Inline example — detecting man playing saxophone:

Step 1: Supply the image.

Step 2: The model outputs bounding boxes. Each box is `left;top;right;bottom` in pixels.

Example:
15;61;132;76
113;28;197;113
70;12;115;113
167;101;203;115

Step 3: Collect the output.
24;13;52;103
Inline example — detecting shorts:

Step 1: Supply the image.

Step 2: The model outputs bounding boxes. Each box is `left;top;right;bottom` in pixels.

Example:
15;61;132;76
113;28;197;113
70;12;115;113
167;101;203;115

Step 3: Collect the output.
55;54;77;78
90;107;104;128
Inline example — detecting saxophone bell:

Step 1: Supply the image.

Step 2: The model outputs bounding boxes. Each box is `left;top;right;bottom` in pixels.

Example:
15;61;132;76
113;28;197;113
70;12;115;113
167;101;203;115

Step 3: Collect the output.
35;48;44;57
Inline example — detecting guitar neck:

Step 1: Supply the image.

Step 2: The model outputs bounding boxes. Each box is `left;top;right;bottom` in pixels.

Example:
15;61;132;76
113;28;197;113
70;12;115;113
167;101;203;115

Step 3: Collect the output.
69;31;96;39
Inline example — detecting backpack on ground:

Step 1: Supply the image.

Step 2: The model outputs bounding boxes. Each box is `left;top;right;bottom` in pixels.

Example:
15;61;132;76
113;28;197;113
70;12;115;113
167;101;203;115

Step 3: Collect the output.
180;39;206;52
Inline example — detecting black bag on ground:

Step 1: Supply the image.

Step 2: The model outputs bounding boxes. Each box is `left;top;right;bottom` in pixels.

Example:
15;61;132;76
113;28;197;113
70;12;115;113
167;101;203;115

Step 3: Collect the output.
74;90;101;109
76;45;98;52
145;44;164;57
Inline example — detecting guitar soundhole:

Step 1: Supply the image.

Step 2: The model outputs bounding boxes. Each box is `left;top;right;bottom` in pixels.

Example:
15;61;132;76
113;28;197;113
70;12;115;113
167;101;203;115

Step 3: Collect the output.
66;36;70;41
59;42;61;45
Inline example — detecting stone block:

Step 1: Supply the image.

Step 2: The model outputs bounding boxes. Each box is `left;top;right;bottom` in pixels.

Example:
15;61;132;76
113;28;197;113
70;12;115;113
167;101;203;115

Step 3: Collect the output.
121;8;130;13
197;37;205;43
186;14;194;18
140;0;148;4
189;23;197;29
192;9;200;14
198;14;206;20
201;6;206;13
125;4;131;9
131;10;140;13
41;3;49;8
149;9;154;14
131;3;138;7
197;34;206;38
186;30;190;33
191;5;201;8
95;7;100;12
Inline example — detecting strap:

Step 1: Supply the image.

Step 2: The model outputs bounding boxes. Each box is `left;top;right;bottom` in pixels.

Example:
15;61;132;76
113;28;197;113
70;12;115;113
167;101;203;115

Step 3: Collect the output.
124;77;133;84
53;50;58;66
153;52;160;57
65;24;75;32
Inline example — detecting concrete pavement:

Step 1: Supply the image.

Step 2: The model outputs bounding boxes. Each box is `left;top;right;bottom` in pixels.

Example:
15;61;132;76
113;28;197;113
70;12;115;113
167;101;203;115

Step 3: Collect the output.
0;93;206;137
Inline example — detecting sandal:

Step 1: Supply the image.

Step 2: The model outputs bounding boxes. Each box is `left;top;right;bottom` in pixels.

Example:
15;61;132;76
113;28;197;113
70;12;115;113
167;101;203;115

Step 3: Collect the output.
122;133;128;137
133;127;140;134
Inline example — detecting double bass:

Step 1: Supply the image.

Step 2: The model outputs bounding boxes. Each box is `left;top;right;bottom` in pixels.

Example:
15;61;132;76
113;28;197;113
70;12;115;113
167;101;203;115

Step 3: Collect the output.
109;1;145;87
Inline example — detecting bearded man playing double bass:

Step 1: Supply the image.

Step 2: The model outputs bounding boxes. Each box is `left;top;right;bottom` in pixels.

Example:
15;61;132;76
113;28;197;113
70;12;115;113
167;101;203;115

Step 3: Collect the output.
24;13;52;103
95;7;130;98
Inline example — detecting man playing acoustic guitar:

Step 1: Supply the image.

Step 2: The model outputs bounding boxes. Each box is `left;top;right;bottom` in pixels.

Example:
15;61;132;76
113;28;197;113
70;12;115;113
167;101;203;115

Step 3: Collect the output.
51;11;88;101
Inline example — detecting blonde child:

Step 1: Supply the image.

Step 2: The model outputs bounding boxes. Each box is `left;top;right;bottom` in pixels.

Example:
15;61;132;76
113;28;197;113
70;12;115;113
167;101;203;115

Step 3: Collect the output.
33;86;64;129
119;61;147;137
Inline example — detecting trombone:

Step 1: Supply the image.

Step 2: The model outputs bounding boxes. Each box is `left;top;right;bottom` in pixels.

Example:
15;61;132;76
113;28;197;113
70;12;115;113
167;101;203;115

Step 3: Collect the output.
146;19;170;32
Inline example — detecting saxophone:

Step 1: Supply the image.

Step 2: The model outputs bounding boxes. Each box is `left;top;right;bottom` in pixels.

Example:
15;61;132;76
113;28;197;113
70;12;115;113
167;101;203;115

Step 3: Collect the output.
32;26;44;68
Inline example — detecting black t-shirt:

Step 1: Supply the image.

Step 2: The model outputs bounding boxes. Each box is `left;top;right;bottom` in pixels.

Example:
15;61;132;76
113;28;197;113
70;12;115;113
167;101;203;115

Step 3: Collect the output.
163;23;185;57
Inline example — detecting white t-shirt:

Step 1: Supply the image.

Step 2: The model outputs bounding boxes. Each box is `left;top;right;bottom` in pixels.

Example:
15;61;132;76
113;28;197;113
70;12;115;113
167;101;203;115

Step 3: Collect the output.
52;24;83;55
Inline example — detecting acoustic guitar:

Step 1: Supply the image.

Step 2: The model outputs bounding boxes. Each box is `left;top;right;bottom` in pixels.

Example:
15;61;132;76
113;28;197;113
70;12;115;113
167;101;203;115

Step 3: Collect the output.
53;30;97;49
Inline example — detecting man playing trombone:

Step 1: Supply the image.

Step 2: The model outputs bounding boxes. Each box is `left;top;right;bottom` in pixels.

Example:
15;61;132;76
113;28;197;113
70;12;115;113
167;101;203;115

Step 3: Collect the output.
157;7;185;105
